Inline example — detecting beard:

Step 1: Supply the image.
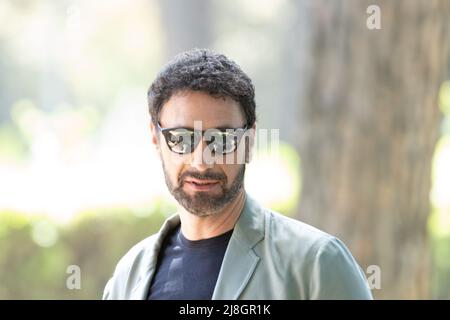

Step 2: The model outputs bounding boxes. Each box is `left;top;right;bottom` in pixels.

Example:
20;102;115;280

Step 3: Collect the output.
162;163;245;217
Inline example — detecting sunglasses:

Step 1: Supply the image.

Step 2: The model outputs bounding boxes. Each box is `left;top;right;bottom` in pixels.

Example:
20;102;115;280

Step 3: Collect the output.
157;123;249;155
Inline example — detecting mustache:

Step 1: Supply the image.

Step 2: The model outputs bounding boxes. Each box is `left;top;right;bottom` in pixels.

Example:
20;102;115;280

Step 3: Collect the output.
179;170;227;184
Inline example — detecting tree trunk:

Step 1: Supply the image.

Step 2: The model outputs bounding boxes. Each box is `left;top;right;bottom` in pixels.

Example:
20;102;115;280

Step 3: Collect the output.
298;0;450;299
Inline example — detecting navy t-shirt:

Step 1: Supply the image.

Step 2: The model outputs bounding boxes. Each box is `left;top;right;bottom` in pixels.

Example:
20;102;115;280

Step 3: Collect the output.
147;225;233;300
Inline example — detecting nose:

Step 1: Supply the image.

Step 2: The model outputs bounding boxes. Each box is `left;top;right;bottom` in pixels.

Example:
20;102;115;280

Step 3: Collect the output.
189;138;214;171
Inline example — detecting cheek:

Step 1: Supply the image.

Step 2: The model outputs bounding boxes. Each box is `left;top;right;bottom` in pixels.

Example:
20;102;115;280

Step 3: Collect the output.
222;164;241;185
160;148;186;180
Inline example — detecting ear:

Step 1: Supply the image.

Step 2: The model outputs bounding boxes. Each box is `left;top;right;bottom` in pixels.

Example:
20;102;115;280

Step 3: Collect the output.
149;122;160;152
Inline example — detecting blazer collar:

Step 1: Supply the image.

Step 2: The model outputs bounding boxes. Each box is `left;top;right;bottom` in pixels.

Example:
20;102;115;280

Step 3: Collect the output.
130;213;180;299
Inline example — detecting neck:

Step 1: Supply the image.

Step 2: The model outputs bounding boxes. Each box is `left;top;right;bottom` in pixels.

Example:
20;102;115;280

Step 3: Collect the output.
178;189;246;241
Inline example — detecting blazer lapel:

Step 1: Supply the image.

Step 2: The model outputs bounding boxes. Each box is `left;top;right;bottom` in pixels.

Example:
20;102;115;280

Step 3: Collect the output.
212;195;265;299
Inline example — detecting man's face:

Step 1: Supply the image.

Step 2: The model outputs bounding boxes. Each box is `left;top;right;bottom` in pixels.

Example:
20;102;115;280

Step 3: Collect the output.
151;91;252;216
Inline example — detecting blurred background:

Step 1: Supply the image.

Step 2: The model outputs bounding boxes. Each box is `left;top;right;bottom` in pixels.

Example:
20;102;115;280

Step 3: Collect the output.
0;0;449;299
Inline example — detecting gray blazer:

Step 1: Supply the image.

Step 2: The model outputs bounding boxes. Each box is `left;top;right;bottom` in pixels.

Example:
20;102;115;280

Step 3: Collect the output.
102;195;373;299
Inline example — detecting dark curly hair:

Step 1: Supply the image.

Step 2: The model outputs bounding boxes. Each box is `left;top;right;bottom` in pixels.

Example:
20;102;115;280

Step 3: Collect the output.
147;48;256;126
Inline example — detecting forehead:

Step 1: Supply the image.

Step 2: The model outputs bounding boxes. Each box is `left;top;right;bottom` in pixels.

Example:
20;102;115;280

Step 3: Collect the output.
159;91;245;129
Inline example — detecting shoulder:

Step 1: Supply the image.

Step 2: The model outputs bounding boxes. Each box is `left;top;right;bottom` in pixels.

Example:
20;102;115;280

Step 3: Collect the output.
258;207;373;299
102;233;159;300
115;234;159;275
262;207;334;256
102;213;180;299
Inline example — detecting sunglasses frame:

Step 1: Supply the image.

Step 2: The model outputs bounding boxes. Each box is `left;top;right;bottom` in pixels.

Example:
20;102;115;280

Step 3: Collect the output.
157;122;249;155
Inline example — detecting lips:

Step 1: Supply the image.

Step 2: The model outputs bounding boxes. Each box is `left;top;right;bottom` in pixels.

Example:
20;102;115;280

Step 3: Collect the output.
183;178;221;191
184;178;219;185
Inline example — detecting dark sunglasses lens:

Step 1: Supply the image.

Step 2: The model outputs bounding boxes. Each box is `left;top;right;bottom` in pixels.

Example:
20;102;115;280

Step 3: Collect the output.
206;131;237;154
165;129;197;154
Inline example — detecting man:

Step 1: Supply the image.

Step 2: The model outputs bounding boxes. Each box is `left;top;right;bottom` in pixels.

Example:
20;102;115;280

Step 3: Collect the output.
102;49;373;300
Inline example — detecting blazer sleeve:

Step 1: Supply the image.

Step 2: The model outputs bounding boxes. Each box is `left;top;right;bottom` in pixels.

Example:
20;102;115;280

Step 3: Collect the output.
308;236;373;300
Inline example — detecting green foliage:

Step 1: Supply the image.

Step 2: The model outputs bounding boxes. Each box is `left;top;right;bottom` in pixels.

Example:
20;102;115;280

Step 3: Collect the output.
0;207;167;299
428;104;450;298
439;81;450;117
430;232;450;299
0;123;29;161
